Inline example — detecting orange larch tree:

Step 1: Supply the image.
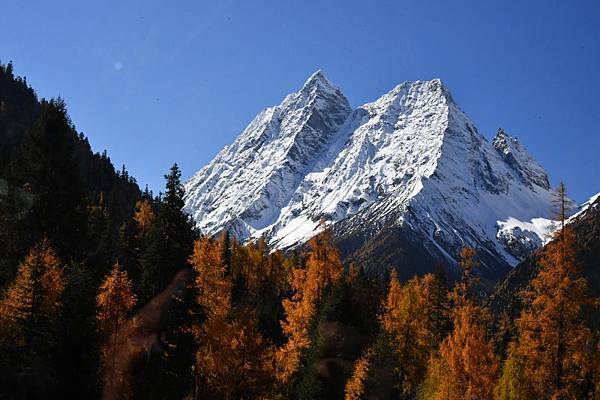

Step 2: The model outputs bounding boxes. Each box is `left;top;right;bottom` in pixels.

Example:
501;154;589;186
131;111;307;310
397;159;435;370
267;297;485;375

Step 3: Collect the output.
503;183;594;399
421;247;498;400
379;270;450;398
96;262;137;395
133;199;154;235
275;228;344;384
190;236;274;399
345;347;374;400
0;237;65;347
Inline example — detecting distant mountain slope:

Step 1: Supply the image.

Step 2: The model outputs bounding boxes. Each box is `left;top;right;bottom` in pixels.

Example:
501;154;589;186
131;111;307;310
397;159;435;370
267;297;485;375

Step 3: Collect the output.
184;71;559;283
489;193;600;322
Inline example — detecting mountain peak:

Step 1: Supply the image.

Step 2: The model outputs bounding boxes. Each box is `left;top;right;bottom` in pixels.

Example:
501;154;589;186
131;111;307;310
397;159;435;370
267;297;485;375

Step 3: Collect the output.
185;74;556;279
300;69;342;97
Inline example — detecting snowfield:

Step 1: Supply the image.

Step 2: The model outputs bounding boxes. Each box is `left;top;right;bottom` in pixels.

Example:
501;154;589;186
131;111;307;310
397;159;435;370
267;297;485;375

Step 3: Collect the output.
184;71;592;270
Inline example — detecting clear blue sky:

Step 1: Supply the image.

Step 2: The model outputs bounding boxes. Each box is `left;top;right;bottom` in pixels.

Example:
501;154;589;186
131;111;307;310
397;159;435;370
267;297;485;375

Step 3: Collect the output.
1;0;599;201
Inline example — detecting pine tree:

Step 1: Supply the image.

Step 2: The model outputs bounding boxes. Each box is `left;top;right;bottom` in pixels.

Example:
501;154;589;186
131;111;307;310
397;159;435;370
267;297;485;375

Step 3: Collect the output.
11;99;86;255
139;163;195;303
504;183;594;399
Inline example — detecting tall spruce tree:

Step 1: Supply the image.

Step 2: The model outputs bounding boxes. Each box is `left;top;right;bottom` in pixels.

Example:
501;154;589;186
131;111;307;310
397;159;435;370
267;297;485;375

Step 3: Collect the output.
139;163;195;303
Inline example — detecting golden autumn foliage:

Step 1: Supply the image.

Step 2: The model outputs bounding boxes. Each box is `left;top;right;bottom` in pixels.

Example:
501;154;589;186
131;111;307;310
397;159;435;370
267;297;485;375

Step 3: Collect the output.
0;238;65;346
451;246;478;306
345;347;373;400
96;262;137;396
494;343;534;400
191;236;231;319
420;248;498;400
190;236;274;399
229;236;290;306
275;229;344;383
133;199;154;234
502;184;594;399
96;263;137;338
433;303;499;400
380;270;449;397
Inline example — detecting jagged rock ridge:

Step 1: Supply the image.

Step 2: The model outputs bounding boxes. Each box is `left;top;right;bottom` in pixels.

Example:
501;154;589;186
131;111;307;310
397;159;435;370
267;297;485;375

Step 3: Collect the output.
184;71;558;282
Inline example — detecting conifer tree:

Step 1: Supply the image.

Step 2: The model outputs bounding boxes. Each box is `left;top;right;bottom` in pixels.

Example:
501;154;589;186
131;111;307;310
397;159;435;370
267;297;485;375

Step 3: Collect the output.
219;230;232;275
0;237;65;346
190;236;274;399
421;248;498;400
139;163;195;302
275;229;344;384
96;262;137;395
133;199;154;235
345;347;374;400
12;99;86;255
500;183;594;399
380;271;449;398
0;238;66;397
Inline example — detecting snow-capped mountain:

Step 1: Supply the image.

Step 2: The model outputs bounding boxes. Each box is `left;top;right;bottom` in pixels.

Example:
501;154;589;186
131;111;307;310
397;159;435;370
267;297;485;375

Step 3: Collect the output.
184;71;558;283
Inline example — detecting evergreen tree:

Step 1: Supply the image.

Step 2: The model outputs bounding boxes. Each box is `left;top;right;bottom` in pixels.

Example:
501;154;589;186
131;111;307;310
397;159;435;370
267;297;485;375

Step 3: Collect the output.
139;163;195;303
11;99;86;256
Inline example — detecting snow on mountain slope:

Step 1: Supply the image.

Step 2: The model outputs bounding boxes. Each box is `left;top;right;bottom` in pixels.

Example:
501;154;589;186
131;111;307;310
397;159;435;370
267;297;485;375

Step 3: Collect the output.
495;192;599;261
184;71;558;276
184;70;351;239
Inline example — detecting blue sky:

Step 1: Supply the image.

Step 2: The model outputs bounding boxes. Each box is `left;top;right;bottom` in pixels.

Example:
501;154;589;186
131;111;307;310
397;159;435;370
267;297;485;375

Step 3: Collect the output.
1;0;599;201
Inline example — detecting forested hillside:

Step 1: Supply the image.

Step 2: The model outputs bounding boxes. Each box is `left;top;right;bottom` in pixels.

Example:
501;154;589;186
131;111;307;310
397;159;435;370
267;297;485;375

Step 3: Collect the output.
1;63;598;400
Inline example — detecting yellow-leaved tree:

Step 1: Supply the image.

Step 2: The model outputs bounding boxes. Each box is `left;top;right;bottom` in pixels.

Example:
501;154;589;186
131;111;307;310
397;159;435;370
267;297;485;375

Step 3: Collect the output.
190;236;273;400
0;237;65;347
496;183;594;399
379;269;449;398
96;262;137;395
275;228;344;383
345;347;374;400
133;199;154;235
420;247;498;400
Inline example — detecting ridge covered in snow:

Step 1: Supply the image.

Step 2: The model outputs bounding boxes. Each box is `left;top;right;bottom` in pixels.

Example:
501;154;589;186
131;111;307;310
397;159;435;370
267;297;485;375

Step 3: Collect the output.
184;71;561;274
